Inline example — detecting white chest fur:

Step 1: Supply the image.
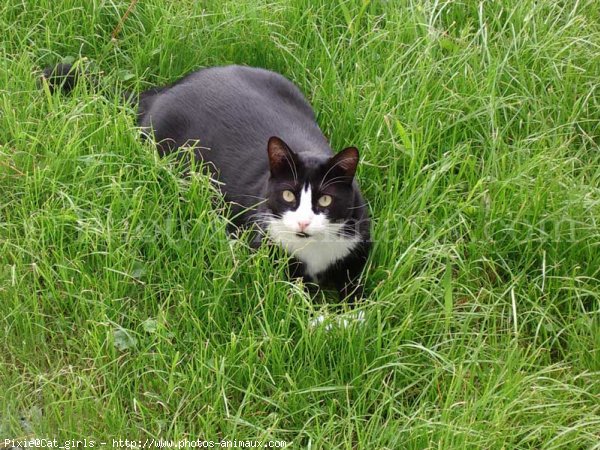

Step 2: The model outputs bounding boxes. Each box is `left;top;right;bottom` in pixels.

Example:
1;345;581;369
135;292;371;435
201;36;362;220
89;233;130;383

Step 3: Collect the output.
267;220;360;279
290;236;359;279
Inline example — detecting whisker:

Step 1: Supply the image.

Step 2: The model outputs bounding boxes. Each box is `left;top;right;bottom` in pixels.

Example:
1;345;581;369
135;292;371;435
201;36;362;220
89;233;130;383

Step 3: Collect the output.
234;194;267;200
283;151;298;183
319;158;351;189
320;176;351;190
347;203;369;210
248;212;278;224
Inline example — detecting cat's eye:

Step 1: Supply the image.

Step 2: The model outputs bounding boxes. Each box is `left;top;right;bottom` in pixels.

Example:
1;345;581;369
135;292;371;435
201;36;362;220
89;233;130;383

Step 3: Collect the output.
318;195;332;207
282;190;296;203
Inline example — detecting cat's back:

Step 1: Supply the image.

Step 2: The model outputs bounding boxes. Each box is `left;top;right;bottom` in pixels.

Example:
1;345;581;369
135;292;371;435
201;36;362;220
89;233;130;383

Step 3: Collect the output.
192;65;315;118
140;64;331;170
138;65;332;215
139;65;316;133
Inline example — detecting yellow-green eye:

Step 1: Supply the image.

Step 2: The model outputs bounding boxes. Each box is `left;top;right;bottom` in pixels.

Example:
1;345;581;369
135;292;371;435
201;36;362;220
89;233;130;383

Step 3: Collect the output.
282;190;296;203
318;195;332;207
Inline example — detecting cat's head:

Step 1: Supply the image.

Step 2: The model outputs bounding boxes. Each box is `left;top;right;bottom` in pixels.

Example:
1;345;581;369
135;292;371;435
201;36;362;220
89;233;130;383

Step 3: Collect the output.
264;136;362;244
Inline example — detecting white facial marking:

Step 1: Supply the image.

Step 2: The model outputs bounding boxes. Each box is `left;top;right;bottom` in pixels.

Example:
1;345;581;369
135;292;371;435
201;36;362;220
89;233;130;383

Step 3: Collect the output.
283;185;314;233
267;183;360;279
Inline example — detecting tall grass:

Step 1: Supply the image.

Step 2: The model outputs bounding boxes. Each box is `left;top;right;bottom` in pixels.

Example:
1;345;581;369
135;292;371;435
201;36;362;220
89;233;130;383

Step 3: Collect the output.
1;0;599;447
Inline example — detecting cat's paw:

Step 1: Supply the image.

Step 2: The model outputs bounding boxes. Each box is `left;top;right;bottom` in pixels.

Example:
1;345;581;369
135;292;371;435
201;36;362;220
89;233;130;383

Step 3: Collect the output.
309;310;365;331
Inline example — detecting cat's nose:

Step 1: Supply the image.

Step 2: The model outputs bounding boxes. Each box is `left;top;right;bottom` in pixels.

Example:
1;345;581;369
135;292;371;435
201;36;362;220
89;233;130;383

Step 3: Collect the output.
297;220;311;231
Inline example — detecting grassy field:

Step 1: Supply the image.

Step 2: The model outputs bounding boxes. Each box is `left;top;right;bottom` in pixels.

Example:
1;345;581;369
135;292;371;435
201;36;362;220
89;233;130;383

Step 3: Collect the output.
1;0;599;448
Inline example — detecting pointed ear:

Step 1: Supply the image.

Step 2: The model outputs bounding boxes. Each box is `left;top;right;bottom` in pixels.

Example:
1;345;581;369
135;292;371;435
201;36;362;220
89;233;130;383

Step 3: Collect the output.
267;136;296;177
327;146;359;181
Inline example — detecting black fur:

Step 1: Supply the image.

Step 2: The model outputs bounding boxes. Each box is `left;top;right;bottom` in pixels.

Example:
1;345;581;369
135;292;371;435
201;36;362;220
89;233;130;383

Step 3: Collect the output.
43;63;371;302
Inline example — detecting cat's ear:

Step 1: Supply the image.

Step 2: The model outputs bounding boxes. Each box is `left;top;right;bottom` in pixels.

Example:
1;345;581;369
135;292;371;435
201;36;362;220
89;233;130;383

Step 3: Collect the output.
327;146;359;181
267;136;297;178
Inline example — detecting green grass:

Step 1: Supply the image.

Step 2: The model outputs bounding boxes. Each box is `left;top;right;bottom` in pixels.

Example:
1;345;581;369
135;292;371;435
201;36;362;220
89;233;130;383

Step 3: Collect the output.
1;0;599;448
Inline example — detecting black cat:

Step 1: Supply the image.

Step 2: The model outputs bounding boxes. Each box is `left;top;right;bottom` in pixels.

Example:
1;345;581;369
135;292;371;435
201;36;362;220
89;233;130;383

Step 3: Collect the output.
43;63;371;301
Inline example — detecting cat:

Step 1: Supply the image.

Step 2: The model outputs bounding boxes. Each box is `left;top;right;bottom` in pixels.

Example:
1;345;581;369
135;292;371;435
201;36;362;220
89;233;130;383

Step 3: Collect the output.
43;63;371;302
